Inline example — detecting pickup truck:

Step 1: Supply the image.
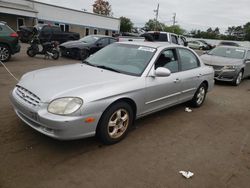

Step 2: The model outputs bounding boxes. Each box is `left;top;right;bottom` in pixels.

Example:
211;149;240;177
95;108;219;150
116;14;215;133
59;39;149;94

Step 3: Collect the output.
118;31;188;46
18;24;80;44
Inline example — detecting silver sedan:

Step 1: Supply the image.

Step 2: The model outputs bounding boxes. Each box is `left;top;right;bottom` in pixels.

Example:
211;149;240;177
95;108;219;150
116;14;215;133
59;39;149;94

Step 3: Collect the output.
10;42;214;144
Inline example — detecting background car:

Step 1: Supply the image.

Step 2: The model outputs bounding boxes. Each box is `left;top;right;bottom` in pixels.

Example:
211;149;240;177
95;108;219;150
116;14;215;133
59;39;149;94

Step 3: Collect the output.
201;46;250;85
218;41;240;47
18;24;80;44
188;40;208;50
0;21;20;62
59;35;117;60
197;40;215;50
10;42;214;144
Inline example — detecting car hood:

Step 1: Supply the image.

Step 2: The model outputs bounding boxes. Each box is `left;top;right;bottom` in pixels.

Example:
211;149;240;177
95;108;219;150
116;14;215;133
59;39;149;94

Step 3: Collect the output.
17;64;137;103
201;54;243;66
60;40;90;48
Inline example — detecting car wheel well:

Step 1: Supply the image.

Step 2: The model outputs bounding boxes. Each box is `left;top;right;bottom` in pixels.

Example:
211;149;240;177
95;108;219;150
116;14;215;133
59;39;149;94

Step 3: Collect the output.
202;80;208;90
0;42;11;53
96;98;137;132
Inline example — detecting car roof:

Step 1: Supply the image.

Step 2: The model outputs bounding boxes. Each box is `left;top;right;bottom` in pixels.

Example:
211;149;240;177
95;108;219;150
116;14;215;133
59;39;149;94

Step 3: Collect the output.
118;41;179;49
216;45;250;50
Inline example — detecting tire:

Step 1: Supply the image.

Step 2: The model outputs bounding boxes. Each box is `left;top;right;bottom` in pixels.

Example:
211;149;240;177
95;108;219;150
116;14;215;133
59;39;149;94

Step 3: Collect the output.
27;48;36;57
96;102;134;145
190;83;207;107
0;44;11;62
79;49;89;60
232;70;243;86
51;50;59;60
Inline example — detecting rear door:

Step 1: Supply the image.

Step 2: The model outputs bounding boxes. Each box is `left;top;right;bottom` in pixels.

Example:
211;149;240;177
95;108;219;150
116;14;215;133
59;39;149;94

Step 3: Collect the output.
176;48;202;102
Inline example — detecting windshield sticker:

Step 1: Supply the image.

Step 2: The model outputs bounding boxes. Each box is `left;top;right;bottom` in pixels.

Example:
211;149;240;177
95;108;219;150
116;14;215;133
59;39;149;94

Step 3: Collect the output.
138;47;156;52
236;49;245;53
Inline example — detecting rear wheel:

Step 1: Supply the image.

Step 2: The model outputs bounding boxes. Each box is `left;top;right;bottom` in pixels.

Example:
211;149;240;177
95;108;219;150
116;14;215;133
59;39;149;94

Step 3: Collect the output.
190;83;207;107
27;48;36;57
51;49;59;60
0;44;11;62
97;102;133;145
232;71;243;86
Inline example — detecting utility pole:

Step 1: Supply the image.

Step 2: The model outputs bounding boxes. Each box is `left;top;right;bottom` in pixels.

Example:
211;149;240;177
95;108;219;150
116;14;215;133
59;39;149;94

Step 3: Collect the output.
172;13;177;26
154;3;159;30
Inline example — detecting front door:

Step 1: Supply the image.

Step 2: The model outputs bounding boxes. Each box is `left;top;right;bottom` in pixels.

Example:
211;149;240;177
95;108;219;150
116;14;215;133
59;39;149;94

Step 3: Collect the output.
144;48;182;114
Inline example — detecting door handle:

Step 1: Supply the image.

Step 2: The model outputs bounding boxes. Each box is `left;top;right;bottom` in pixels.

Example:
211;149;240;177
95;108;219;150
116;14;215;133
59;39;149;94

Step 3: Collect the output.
174;78;180;83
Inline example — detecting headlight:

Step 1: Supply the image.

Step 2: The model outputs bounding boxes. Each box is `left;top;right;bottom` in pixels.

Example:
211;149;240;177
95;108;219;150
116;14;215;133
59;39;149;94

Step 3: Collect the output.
223;65;238;70
48;97;83;115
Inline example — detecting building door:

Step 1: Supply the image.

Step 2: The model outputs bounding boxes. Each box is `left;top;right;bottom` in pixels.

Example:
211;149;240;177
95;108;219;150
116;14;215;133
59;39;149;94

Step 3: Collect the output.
17;18;25;30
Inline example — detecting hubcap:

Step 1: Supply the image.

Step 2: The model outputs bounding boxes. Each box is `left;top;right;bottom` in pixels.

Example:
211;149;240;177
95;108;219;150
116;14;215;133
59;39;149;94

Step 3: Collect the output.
108;109;129;139
0;47;9;61
236;72;242;85
196;87;205;105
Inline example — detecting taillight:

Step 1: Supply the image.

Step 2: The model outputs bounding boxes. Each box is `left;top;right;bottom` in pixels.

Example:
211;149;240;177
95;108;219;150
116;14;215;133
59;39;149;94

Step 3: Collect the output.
10;33;18;38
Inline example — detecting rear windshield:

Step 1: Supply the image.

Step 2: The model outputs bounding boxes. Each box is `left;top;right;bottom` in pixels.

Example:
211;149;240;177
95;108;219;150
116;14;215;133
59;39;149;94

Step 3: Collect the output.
208;47;245;59
0;24;14;33
148;33;169;42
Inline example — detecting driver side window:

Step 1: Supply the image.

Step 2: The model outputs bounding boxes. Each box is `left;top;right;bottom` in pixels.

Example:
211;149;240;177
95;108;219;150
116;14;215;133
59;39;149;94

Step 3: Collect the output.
155;49;179;73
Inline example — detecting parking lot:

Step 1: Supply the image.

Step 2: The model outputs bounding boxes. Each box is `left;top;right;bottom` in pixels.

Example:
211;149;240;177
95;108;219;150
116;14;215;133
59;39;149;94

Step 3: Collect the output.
0;44;250;188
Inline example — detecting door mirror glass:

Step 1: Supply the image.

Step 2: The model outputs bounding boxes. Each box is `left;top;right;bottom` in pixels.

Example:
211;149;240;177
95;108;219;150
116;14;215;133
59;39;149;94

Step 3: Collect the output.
155;67;171;77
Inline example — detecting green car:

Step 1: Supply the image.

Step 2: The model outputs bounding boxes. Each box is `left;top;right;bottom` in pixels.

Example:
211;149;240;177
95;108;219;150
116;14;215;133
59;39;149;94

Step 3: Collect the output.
0;21;21;62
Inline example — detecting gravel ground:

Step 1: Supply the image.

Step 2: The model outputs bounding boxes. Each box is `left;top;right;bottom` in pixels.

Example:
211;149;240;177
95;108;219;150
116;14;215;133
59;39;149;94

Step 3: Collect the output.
0;44;250;188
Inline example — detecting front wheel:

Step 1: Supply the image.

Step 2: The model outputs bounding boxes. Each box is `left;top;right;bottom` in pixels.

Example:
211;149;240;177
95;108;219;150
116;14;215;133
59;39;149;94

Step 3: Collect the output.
96;102;134;145
232;71;243;86
27;48;36;57
0;44;11;62
51;49;59;60
79;49;89;60
190;83;207;107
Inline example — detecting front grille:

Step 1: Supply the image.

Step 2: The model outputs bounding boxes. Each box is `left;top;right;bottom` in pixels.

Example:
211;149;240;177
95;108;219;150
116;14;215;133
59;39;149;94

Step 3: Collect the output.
15;85;41;106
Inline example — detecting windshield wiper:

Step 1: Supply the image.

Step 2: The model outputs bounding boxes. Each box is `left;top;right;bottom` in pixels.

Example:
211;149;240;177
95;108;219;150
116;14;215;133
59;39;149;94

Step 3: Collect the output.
96;65;121;73
82;60;96;67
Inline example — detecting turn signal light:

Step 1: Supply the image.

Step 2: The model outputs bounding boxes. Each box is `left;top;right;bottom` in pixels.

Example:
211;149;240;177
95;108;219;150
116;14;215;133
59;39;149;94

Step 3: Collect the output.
85;117;95;123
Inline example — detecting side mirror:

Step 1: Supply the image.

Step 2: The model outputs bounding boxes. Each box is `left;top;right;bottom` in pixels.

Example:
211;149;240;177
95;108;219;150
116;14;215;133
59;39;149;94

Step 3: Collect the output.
155;67;171;77
184;41;188;47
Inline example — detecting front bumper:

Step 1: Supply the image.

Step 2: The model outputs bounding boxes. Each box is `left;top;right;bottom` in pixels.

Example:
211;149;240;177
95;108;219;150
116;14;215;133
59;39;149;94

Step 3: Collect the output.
214;69;238;82
10;89;101;140
60;47;80;59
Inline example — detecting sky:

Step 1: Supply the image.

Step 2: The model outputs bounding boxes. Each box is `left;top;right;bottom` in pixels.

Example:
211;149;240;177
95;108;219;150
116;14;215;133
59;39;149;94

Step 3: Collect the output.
36;0;250;33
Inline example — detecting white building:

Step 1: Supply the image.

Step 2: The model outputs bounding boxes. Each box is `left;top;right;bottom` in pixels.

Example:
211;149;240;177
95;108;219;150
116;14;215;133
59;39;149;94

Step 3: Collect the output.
0;0;120;36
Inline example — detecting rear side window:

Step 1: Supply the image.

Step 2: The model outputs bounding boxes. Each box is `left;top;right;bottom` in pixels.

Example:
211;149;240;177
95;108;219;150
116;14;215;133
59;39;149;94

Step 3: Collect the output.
148;33;168;42
178;48;200;71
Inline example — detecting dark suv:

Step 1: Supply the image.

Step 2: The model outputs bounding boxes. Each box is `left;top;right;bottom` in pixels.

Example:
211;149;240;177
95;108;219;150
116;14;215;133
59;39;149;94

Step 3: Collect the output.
0;22;20;62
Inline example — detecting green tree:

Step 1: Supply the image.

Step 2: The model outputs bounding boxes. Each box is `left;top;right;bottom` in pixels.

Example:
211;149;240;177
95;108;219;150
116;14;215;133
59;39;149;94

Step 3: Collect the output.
92;0;112;16
120;17;133;32
144;19;165;31
164;25;185;35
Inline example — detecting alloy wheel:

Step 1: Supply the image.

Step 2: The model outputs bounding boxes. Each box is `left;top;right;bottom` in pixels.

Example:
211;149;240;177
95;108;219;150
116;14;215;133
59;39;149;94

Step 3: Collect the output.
107;109;129;139
0;46;10;61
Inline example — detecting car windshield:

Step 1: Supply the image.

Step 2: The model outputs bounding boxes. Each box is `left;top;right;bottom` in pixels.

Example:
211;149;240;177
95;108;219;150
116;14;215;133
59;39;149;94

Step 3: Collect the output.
84;43;156;76
208;47;245;59
80;36;100;44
